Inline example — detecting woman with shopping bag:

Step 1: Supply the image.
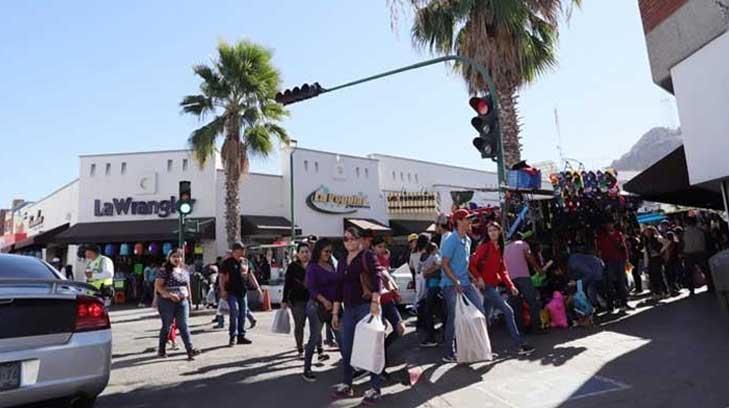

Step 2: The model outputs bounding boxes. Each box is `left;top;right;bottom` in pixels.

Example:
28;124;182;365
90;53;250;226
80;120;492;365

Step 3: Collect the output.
331;228;384;405
301;239;339;382
469;222;535;356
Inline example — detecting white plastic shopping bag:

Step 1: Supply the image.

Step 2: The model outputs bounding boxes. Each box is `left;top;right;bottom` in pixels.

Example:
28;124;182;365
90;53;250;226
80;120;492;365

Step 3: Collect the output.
350;314;386;374
271;308;291;334
454;293;493;363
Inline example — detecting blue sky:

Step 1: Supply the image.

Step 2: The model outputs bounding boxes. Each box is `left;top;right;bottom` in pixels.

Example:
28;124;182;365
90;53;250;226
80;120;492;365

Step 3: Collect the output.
0;1;676;206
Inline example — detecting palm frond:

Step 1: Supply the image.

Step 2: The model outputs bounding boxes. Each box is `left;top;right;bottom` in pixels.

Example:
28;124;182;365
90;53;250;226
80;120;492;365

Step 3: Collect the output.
180;94;214;117
188;115;225;166
243;125;276;157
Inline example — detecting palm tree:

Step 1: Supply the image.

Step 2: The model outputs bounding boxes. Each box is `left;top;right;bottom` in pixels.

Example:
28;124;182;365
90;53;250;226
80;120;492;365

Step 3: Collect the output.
180;40;288;246
393;0;580;167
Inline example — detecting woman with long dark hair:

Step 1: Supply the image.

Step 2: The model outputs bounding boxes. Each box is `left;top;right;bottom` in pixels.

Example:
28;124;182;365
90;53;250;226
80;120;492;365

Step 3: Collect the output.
283;242;313;358
331;228;383;404
154;249;200;360
469;222;534;356
643;226;667;300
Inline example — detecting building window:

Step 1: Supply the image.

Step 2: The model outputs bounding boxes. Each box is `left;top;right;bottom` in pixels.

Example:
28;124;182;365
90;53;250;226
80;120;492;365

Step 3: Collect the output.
356;167;360;178
182;159;189;171
167;160;173;172
365;168;369;178
304;160;309;171
408;173;412;182
314;162;319;173
105;163;111;176
415;173;419;183
121;162;127;175
400;172;404;181
392;171;396;180
90;164;96;177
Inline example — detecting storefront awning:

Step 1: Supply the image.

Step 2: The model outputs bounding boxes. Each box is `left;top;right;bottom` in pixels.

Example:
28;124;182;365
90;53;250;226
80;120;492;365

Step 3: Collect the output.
54;218;215;244
344;218;392;234
241;215;300;237
389;219;435;236
13;223;70;251
623;145;724;210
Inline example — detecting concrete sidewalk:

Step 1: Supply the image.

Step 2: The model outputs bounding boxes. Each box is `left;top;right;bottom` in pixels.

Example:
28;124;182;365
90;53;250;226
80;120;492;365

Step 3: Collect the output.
99;290;729;408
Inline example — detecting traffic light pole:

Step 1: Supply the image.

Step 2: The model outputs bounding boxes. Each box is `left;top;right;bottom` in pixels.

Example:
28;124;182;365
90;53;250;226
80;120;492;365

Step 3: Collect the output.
318;55;508;219
178;213;185;252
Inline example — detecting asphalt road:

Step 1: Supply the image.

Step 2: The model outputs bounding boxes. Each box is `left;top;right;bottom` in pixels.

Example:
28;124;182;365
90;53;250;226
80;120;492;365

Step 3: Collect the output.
98;290;729;408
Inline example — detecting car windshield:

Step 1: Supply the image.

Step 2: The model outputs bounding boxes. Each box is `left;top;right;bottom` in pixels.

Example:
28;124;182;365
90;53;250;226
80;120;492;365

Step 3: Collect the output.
0;255;59;280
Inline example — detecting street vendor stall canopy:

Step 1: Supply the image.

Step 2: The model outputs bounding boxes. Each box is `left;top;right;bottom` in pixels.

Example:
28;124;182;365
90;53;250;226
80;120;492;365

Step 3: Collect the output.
54;218;215;244
344;218;391;234
389;219;435;236
241;215;300;237
623;145;724;210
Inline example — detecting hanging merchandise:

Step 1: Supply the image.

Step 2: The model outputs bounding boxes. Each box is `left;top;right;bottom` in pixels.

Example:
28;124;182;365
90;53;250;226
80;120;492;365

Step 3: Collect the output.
133;243;144;256
162;242;173;256
184;242;193;255
148;242;160;256
104;244;116;257
120;243;131;256
194;244;204;255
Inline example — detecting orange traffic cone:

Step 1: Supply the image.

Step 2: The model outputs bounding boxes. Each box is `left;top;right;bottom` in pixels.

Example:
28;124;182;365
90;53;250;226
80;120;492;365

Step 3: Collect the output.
260;288;272;312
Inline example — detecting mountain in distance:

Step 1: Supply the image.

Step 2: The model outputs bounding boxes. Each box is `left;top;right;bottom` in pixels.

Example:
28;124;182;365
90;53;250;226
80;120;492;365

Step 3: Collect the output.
611;127;683;172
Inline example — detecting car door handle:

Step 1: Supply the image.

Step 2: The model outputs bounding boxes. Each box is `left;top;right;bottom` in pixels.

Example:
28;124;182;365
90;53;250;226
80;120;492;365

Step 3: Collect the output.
0;298;14;305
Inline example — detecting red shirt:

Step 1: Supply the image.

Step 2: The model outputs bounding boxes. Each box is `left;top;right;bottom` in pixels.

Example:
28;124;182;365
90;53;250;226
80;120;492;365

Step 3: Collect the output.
596;231;628;263
469;241;515;291
376;253;391;270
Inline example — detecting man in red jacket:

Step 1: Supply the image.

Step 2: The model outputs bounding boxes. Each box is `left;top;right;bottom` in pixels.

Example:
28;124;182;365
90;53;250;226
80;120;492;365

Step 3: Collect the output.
596;222;632;312
470;223;534;356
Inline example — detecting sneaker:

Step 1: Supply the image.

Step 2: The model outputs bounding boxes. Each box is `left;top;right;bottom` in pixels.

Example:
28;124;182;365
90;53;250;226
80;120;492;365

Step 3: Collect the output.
229;337;236;347
441;355;457;363
187;349;201;361
324;340;337;348
248;320;257;329
420;340;439;348
318;353;330;362
353;369;369;381
237;336;252;345
170;341;180;351
332;384;354;399
157;351;168;358
518;345;535;356
362;389;382;405
302;370;317;382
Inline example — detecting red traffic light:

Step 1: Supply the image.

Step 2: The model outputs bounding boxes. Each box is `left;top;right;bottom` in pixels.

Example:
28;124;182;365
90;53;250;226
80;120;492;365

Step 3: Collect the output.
276;82;325;105
469;96;491;116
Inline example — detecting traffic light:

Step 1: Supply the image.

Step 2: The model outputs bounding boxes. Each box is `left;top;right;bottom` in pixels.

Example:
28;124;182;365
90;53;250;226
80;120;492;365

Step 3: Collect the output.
469;94;499;160
275;82;325;105
178;181;192;215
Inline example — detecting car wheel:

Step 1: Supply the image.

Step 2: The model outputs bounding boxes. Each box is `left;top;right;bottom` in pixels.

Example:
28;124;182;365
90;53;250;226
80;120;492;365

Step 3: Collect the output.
70;396;97;408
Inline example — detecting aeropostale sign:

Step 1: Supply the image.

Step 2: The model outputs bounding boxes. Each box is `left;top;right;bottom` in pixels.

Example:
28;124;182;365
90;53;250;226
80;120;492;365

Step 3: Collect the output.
93;196;195;218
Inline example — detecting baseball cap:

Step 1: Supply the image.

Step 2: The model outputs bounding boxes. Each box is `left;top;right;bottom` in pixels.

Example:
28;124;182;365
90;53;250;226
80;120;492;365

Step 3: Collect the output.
231;241;246;251
407;233;418;242
452;209;472;222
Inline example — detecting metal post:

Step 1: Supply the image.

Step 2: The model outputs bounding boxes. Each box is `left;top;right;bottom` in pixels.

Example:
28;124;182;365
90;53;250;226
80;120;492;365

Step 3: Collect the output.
722;180;729;221
178;213;184;250
319;55;507;223
290;146;296;252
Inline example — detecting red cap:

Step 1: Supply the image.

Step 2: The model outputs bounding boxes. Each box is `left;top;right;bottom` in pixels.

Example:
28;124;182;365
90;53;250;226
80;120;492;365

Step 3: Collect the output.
452;209;471;222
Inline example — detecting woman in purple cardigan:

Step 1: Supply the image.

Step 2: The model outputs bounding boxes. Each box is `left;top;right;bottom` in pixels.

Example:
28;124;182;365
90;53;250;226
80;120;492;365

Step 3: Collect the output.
331;228;383;404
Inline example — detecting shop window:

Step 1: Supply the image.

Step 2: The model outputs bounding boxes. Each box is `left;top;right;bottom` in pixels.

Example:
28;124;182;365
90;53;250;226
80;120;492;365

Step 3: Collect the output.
121;162;127;175
182;159;189;171
167;159;173;172
90;164;96;177
105;163;111;176
314;162;319;173
356;167;360;178
304;160;309;172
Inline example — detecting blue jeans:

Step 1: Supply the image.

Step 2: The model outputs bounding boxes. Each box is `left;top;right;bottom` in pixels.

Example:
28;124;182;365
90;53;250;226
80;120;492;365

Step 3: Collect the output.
442;284;483;358
421;286;444;342
340;303;382;391
227;292;248;338
158;298;193;353
482;286;524;347
304;301;341;372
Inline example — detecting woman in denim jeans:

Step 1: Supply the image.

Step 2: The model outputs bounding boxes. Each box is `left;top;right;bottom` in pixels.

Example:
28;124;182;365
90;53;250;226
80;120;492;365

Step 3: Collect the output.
469;223;534;356
301;239;339;382
331;228;383;405
155;249;200;360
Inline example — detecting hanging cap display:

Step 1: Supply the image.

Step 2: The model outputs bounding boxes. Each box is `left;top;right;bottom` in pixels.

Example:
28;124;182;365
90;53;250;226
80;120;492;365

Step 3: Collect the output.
162;242;173;256
133;243;144;256
120;243;130;256
104;244;116;257
148;242;160;255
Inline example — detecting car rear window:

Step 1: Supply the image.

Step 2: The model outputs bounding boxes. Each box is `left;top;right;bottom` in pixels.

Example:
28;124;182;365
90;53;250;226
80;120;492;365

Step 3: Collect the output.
0;255;59;279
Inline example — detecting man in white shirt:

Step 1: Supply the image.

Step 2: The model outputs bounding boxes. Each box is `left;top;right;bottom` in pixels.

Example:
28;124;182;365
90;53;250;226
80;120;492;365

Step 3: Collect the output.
83;245;115;301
